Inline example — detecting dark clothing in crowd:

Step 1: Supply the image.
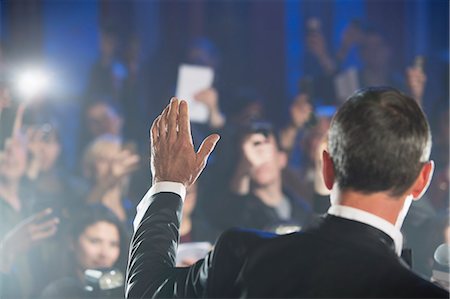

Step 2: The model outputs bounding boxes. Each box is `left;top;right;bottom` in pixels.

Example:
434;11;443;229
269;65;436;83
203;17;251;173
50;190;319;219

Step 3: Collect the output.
0;195;34;298
126;192;448;298
180;214;220;244
215;190;311;233
41;275;125;299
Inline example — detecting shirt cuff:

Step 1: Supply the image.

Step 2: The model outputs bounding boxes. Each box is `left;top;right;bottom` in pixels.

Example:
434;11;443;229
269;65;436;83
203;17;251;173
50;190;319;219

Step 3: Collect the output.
133;182;186;231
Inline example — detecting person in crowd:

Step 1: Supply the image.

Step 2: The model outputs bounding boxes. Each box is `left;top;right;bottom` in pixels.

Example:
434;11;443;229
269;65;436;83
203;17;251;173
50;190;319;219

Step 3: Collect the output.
26;124;85;207
278;93;313;154
24;123;89;293
428;108;449;210
0;209;59;298
305;20;427;106
0;134;39;298
42;205;129;299
120;35;150;148
126;94;448;298
0;136;29;237
179;181;219;244
85;27;125;102
282;118;331;206
84;100;123;143
215;120;311;233
82;134;139;225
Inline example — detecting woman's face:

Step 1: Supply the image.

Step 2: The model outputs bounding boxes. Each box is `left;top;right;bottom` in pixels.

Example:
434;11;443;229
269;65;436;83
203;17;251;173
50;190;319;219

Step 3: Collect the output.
75;221;120;270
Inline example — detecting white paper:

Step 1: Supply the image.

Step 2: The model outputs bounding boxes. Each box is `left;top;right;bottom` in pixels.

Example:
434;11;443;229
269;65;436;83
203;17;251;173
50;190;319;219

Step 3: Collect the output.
175;64;214;123
176;242;212;266
334;67;359;104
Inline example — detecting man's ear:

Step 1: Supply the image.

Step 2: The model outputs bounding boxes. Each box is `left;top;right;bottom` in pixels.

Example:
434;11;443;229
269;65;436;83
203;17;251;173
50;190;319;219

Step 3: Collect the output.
322;150;335;190
410;161;434;200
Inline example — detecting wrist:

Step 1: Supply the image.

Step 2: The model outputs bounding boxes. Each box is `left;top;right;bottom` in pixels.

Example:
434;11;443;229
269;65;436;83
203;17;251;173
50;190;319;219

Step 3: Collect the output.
149;181;187;200
209;110;226;129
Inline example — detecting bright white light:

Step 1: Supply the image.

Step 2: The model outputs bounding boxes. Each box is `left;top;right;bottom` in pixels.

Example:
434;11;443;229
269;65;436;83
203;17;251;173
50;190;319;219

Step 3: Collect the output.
17;69;51;100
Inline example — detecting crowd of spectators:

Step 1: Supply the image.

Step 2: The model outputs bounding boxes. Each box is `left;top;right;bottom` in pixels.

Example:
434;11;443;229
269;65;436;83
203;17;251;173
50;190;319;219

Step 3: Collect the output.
0;18;448;298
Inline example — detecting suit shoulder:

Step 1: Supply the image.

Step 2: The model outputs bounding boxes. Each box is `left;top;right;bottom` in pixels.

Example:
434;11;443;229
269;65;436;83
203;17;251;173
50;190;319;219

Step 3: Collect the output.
397;267;449;298
205;229;279;297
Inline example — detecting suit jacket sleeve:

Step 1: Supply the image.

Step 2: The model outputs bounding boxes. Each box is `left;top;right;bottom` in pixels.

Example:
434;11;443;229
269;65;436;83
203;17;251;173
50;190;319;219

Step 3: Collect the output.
126;192;212;298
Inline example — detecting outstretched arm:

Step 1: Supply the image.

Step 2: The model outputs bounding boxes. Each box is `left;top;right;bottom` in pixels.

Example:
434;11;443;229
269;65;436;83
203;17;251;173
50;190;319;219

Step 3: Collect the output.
126;98;220;298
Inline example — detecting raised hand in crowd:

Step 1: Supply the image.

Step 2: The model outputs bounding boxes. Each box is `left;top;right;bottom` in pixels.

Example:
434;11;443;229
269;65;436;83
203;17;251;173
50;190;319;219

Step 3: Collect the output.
279;93;312;152
0;84;11;114
306;18;336;75
336;20;363;63
0;208;59;273
84;138;140;221
229;132;275;195
406;61;426;105
151;98;220;187
0;135;28;213
194;87;226;129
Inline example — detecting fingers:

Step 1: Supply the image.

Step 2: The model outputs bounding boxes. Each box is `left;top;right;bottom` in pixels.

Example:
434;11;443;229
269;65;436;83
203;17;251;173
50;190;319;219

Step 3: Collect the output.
167;98;179;141
151;115;161;145
179;100;193;144
196;134;220;167
159;104;170;139
31;223;58;241
22;208;53;226
12;103;26;137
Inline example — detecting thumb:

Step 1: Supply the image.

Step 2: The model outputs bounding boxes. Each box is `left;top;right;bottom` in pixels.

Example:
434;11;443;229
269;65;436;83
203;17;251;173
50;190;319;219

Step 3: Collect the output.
196;134;220;166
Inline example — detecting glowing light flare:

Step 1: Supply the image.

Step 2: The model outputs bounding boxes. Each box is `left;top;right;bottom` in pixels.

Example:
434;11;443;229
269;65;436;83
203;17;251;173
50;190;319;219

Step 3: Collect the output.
16;69;51;100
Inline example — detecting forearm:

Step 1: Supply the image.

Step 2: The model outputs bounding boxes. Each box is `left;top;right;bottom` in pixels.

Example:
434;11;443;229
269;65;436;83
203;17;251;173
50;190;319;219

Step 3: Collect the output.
317;52;337;75
86;178;119;204
279;124;300;153
209;108;226;129
126;191;208;298
229;165;250;195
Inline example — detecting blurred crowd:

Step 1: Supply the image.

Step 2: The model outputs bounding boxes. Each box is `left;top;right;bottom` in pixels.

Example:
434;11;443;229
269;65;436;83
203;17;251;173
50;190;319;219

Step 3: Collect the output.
0;18;448;298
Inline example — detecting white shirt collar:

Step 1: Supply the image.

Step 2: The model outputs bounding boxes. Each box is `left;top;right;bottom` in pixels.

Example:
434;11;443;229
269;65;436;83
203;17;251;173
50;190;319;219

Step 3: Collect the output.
327;204;403;256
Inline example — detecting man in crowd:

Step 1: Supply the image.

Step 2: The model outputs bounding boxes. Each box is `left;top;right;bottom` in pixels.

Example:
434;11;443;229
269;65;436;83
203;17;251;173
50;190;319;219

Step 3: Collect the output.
126;90;448;298
219;121;311;233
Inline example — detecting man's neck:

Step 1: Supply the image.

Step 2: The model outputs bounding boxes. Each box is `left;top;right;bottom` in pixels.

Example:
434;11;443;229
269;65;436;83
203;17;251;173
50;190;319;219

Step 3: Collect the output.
335;189;406;225
252;179;284;207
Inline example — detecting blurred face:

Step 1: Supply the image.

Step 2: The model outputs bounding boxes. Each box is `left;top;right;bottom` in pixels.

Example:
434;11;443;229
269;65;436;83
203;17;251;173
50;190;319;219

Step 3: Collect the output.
361;34;391;69
187;47;216;69
304;118;330;161
75;221;120;270
0;138;27;181
87;104;122;137
92;143;121;182
237;102;264;124
243;134;286;187
39;133;61;171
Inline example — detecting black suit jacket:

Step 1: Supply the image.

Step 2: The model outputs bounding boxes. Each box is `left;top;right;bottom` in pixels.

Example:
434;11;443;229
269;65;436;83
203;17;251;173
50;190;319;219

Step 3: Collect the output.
126;192;449;298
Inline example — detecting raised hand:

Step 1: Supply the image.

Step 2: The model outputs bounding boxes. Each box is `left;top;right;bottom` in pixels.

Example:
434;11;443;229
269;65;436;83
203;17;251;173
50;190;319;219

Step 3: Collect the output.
150;98;220;187
111;149;140;179
194;88;218;112
290;94;312;129
194;88;225;129
406;66;426;105
241;133;274;169
0;209;59;272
